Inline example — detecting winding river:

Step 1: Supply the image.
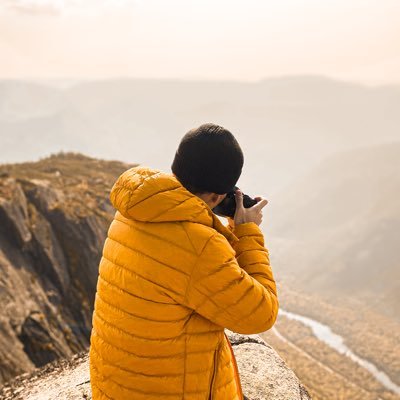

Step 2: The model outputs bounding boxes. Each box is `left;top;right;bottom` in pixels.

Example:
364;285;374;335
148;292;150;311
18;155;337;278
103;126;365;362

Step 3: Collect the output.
279;308;400;395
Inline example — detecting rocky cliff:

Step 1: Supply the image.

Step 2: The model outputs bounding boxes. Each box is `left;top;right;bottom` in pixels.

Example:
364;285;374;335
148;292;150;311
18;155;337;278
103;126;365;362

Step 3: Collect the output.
0;152;137;384
0;330;311;400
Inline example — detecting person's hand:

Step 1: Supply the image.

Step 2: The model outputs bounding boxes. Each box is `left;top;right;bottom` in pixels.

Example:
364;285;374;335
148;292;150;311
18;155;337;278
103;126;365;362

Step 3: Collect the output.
233;189;268;226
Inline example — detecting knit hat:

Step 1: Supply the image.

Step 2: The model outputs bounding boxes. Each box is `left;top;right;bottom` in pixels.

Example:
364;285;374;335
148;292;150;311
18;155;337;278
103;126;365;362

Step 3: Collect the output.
171;123;244;194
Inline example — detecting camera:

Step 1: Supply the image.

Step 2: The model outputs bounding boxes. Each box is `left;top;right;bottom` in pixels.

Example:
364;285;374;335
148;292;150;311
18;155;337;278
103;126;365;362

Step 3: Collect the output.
212;185;258;218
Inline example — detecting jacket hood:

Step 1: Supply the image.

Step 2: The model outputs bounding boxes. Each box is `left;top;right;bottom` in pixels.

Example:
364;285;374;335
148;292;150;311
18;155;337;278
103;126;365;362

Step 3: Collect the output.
109;165;239;244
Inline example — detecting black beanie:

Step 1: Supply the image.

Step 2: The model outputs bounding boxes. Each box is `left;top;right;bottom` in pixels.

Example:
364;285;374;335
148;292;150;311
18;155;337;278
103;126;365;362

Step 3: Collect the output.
171;123;244;195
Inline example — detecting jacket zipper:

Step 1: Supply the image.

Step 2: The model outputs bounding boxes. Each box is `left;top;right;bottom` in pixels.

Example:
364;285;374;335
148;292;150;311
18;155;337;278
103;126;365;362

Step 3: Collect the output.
208;347;218;399
224;332;244;400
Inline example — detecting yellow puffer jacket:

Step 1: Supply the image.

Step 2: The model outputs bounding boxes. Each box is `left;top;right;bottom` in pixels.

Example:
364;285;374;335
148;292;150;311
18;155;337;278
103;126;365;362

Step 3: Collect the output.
89;165;279;399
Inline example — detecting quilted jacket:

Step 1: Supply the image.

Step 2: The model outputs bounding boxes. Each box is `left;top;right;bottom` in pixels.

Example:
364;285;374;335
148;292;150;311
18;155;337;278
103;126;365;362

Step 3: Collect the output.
89;165;279;399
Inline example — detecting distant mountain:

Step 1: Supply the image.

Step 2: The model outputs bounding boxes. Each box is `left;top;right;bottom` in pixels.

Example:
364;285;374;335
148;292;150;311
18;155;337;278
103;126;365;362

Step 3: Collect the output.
1;76;399;196
268;142;400;321
0;152;135;384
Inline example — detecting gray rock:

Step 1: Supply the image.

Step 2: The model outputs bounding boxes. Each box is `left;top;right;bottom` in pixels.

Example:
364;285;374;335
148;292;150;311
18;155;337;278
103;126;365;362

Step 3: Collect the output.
0;331;311;400
225;330;312;400
0;178;31;246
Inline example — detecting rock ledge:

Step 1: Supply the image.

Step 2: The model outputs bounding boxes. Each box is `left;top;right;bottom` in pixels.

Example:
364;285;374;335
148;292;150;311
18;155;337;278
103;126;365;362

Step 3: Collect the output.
0;330;311;400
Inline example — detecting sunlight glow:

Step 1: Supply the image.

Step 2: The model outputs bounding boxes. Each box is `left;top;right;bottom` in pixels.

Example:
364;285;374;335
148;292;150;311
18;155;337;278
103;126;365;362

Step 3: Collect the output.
0;0;399;83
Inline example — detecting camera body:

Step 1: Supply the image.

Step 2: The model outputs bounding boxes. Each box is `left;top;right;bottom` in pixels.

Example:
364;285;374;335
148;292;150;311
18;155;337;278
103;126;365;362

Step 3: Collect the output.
212;185;258;218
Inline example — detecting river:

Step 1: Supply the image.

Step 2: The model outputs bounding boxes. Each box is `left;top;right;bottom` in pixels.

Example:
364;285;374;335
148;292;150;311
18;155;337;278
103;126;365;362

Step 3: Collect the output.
279;308;400;395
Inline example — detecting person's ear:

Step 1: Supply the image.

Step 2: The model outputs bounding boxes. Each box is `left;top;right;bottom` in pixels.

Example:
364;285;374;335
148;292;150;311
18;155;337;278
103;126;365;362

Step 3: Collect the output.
210;193;220;204
210;193;226;206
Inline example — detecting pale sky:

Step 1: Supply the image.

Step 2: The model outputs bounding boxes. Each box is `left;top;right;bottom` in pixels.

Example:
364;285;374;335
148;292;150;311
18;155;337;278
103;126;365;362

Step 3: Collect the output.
0;0;399;84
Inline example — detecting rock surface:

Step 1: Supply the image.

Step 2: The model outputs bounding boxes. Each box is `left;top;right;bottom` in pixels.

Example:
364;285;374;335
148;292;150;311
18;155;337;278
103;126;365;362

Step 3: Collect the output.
0;330;312;400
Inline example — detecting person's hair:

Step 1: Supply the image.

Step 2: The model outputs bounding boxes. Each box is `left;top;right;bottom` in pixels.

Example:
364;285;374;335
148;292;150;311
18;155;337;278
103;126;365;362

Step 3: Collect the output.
171;123;244;195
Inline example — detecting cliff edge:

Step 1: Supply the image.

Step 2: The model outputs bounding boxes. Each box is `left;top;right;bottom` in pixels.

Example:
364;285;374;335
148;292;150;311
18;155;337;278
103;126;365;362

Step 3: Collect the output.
0;330;311;400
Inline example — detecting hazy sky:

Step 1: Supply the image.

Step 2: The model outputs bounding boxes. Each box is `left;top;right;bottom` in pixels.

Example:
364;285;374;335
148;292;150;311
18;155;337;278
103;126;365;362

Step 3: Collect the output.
0;0;399;84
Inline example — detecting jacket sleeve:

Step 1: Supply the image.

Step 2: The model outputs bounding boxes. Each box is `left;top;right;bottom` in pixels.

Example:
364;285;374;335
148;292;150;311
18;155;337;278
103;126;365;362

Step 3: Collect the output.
182;222;279;334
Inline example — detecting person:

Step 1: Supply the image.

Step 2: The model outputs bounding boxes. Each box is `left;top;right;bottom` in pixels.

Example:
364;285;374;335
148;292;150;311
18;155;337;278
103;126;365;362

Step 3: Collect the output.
88;122;279;399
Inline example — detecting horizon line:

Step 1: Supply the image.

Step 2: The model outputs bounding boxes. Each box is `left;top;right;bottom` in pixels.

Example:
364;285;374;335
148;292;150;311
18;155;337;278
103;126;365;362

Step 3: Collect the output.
0;74;399;88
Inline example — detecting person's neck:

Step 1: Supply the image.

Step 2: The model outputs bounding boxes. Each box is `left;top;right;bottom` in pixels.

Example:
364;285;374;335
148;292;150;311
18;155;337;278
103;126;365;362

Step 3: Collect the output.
195;193;213;208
